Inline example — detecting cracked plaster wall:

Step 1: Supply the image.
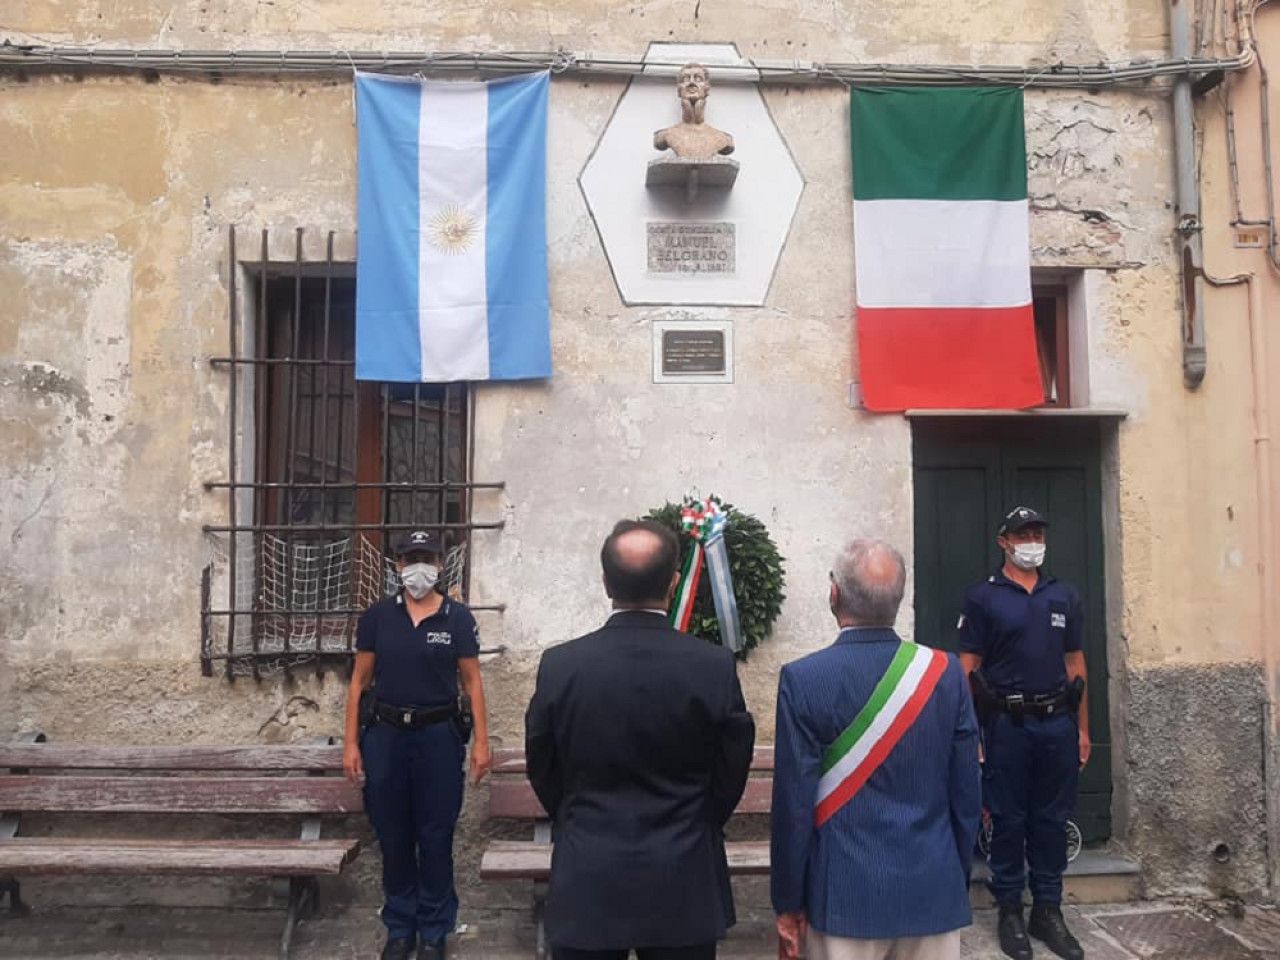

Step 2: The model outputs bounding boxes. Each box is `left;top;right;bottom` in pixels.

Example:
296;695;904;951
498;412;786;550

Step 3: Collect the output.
1165;7;1280;899
1;0;1273;906
7;0;1170;70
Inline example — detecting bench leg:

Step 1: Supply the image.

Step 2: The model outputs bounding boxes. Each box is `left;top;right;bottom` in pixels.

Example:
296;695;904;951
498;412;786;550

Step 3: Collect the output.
2;879;28;917
279;877;315;960
533;884;548;960
532;821;552;960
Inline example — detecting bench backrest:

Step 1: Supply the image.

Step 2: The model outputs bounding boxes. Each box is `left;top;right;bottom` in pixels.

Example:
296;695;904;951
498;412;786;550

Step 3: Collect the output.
487;747;774;820
0;744;362;815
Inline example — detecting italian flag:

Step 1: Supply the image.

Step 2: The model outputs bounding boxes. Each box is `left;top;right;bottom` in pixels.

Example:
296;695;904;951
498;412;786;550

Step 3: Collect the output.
815;641;949;827
851;87;1043;412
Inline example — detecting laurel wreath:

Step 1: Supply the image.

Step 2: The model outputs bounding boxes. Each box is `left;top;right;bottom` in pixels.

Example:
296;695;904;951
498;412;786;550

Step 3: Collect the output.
646;499;787;659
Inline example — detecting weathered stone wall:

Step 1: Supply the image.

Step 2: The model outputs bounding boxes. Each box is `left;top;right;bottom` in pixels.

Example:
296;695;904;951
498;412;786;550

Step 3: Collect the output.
1125;663;1271;897
1198;5;1280;897
5;0;1172;66
2;0;1275;909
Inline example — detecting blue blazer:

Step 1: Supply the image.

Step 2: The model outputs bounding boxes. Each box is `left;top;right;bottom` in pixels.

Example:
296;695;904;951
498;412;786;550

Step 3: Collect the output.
770;628;981;940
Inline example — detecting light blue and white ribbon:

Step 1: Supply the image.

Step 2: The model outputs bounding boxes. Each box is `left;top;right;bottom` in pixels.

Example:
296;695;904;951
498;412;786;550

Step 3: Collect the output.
703;526;744;654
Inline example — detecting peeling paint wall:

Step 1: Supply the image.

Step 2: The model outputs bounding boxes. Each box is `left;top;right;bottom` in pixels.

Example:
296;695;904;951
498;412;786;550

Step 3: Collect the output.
1;0;1274;908
1190;4;1280;900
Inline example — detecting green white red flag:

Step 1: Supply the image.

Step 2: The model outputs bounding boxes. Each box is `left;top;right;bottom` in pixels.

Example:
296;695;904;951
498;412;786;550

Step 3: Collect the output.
851;87;1042;411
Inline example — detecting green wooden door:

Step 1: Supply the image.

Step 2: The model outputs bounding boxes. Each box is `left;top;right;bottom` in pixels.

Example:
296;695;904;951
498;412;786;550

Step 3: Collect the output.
912;418;1112;842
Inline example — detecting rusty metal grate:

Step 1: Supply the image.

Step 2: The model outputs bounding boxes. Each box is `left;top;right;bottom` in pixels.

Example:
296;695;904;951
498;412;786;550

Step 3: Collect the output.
1218;906;1280;956
1095;910;1264;960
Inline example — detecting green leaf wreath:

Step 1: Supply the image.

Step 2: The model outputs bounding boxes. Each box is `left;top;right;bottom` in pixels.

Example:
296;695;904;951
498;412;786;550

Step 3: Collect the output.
646;499;787;659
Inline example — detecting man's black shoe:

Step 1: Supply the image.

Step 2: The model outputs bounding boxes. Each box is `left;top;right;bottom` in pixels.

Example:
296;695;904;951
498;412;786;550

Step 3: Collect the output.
381;937;416;960
998;901;1034;960
1028;902;1084;960
417;939;446;960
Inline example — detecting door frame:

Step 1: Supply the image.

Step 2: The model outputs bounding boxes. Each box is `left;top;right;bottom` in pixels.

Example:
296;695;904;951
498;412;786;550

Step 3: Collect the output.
908;412;1129;844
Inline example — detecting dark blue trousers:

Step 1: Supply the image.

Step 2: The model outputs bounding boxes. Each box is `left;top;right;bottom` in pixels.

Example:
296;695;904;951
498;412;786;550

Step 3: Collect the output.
983;711;1079;905
362;720;465;943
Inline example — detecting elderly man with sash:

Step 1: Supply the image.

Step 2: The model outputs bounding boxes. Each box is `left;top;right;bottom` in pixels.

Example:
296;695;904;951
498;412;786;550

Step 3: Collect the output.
771;539;981;960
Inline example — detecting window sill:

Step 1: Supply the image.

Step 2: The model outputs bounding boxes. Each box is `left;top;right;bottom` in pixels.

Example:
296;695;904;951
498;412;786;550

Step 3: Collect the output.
903;407;1128;419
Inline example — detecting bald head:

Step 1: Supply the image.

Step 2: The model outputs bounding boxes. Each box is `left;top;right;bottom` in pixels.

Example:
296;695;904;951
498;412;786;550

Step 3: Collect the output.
601;519;680;608
830;538;906;627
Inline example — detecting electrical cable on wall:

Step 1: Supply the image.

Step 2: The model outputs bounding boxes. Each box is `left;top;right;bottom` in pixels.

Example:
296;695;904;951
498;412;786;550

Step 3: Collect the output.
0;42;1261;89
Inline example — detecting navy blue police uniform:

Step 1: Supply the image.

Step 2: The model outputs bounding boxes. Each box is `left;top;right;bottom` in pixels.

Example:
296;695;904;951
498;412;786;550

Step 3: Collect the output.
958;553;1082;907
358;588;479;948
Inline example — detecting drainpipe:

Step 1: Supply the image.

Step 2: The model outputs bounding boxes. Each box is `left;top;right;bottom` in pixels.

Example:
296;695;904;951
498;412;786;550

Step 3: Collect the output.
1252;269;1280;897
1172;0;1208;388
1246;272;1279;898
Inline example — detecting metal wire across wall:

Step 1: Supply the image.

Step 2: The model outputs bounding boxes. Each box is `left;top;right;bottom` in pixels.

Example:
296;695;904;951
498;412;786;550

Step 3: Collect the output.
201;226;505;679
0;44;1258;89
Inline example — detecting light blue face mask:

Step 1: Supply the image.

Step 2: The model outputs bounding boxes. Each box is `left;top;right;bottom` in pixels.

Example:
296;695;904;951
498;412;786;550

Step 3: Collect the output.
402;562;439;599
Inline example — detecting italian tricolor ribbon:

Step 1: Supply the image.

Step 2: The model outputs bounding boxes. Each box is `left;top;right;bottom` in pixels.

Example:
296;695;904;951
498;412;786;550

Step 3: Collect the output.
669;538;704;632
814;641;949;826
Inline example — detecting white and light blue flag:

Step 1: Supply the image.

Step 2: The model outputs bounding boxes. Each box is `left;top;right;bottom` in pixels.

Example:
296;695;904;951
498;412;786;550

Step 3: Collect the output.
355;71;551;382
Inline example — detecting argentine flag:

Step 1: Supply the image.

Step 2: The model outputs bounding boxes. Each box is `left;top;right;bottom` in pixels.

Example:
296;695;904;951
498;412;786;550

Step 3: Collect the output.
355;71;551;382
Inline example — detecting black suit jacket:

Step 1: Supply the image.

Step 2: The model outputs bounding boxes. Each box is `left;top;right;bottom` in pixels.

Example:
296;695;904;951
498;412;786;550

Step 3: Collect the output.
525;610;756;950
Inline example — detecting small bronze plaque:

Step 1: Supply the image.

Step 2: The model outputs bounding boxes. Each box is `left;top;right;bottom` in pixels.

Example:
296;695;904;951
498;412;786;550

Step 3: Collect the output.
662;329;727;375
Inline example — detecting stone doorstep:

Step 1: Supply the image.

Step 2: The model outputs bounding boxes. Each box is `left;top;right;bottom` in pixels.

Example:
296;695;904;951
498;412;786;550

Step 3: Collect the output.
969;849;1144;906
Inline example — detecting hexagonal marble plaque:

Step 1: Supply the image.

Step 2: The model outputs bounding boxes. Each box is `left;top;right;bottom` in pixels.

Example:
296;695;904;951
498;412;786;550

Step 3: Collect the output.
579;43;805;306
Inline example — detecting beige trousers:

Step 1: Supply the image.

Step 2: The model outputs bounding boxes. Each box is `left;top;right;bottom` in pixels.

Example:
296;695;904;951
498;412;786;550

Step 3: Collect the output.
807;927;961;960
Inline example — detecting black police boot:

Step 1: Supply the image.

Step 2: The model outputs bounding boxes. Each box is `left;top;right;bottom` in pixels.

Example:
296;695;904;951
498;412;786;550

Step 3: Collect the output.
381;937;416;960
998;900;1034;960
417;939;446;960
1028;902;1084;960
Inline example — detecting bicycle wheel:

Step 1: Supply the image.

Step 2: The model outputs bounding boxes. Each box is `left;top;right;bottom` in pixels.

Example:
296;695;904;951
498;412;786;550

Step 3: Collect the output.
1065;820;1082;862
978;815;993;860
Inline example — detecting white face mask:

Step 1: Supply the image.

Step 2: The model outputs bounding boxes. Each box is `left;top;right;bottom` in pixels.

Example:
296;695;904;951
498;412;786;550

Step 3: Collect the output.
1010;543;1046;570
401;562;440;599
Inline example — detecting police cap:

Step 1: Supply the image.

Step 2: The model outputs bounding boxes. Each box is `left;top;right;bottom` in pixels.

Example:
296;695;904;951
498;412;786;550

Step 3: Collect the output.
396;530;444;559
998;506;1048;536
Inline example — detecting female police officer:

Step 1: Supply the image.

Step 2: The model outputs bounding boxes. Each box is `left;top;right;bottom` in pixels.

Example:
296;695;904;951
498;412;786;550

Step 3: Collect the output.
343;531;491;960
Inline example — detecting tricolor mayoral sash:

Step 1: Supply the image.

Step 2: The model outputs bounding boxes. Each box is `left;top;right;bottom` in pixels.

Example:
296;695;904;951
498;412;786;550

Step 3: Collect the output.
815;641;950;827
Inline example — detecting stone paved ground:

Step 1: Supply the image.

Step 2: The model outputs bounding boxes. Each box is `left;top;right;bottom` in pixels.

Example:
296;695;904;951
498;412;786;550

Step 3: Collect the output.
0;900;1276;960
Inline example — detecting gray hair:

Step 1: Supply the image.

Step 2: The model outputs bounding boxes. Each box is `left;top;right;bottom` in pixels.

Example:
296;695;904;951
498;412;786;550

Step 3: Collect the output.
831;539;906;626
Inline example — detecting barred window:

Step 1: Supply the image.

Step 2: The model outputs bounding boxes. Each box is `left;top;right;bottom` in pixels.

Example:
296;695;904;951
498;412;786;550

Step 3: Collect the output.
203;228;502;678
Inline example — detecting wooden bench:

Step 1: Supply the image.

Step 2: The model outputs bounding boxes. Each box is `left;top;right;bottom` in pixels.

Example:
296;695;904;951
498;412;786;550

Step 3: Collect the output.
0;733;363;960
479;747;774;960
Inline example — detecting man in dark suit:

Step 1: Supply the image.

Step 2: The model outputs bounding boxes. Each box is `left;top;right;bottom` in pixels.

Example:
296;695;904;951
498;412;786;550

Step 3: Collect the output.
772;539;981;960
526;519;756;960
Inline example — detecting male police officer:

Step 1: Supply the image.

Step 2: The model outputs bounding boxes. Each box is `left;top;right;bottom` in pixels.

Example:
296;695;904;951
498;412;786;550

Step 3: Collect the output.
958;508;1088;960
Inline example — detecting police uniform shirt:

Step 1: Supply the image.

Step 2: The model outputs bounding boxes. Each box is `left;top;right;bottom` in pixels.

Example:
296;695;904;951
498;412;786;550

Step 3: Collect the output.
957;571;1082;695
356;593;480;708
